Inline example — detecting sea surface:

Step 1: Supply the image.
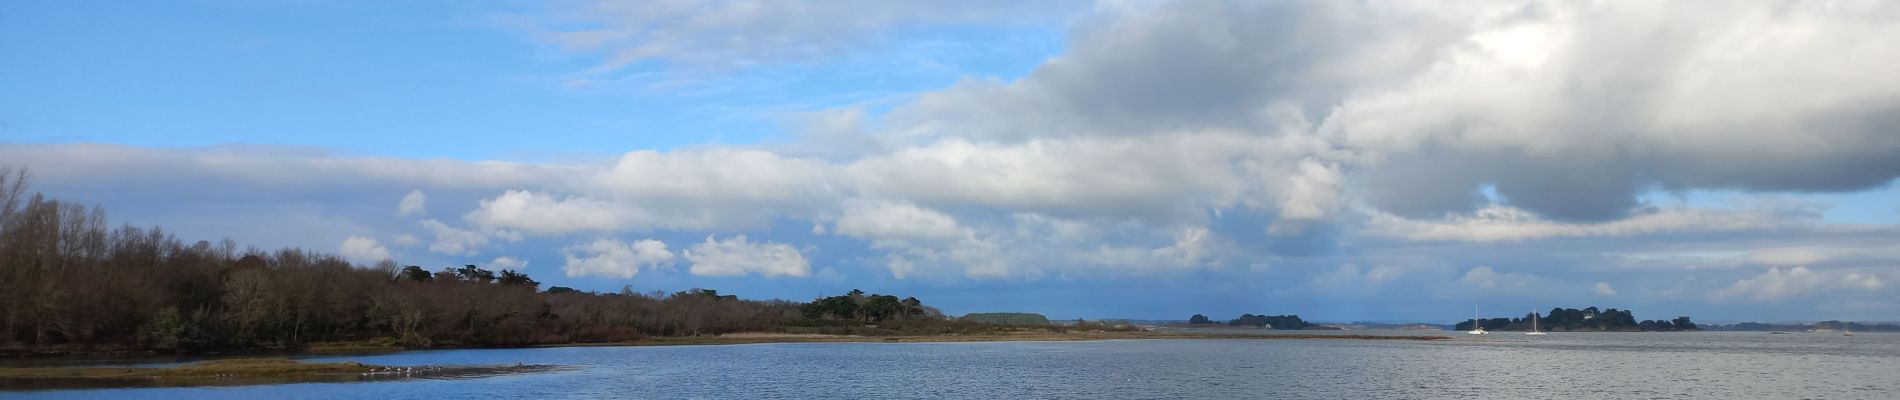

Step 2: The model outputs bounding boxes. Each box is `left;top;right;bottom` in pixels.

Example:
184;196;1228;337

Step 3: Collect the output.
5;331;1895;399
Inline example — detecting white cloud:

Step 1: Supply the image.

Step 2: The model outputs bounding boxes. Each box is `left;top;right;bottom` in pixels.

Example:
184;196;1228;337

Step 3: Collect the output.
490;256;529;270
466;148;841;234
396;189;427;216
420;219;490;255
1077;227;1219;271
877;0;1900;222
1593;282;1617;296
338;236;390;264
1746;248;1826;267
1309;263;1415;294
823;201;1012;279
1277;158;1343;221
1363;204;1815;243
683;235;810;277
832;201;967;245
828;201;1225;279
465;190;641;234
393;234;421;246
844;133;1312;223
1604;241;1900;271
1461;266;1539;291
562;238;675;279
1710;266;1887;303
1712;266;1825;303
1841;272;1885;291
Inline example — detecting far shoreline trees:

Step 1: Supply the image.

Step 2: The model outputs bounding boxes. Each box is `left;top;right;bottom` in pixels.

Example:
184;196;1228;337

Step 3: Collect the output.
1453;307;1701;332
1184;313;1318;330
959;313;1050;325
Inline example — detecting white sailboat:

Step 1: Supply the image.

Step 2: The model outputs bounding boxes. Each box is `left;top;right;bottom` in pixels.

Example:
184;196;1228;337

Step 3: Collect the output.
1526;310;1547;336
1468;304;1488;335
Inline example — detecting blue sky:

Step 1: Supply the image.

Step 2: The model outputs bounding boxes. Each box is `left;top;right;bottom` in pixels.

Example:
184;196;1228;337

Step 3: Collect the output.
0;1;1064;159
5;0;1899;323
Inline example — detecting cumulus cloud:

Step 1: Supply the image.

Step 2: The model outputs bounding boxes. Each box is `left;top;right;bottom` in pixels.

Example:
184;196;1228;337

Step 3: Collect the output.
1712;266;1823;303
1593;282;1617;296
466;148;841;233
420;219;490;255
562;238;675;279
876;0;1900;222
1711;266;1886;303
826;200;1229;279
1312;263;1407;288
338;236;390;264
828;202;1008;278
683;235;810;277
1076;227;1220;272
1461;266;1539;291
844;133;1311;223
832;201;967;246
490;256;529;270
465;190;640;234
1361;203;1818;243
396;189;427;216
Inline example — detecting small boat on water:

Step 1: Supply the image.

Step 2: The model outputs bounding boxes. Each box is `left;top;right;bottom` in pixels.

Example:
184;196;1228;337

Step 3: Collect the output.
1526;310;1547;336
1769;331;1790;335
1468;304;1488;335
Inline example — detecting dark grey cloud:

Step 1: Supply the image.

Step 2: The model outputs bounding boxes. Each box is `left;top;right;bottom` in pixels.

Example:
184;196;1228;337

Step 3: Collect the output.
869;0;1900;222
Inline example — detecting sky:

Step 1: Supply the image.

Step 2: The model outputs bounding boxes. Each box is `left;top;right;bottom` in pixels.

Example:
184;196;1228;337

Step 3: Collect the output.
3;0;1899;323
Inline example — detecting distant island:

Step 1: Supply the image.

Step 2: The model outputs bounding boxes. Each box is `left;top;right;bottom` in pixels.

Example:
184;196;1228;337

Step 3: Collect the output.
1453;307;1701;332
1321;322;1446;331
1183;313;1331;330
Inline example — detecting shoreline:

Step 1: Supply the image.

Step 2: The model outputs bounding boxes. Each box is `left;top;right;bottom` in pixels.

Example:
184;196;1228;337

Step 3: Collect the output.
539;330;1455;348
0;358;562;391
5;330;1453;361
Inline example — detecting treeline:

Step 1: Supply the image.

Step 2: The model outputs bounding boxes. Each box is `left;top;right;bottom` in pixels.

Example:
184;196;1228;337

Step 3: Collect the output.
1454;307;1700;332
0;168;1027;355
1186;313;1318;330
959;313;1050;325
801;289;935;322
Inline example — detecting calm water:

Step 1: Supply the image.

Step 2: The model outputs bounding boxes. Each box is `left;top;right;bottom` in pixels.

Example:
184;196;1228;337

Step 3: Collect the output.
6;332;1896;399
